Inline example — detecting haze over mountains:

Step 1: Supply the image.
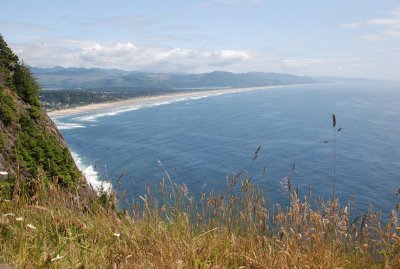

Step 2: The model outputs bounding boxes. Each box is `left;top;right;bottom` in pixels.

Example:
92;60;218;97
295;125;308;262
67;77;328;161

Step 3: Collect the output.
31;66;316;90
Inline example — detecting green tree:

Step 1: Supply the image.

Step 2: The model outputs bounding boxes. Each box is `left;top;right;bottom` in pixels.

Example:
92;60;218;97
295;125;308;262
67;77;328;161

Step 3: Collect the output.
13;63;40;106
0;34;19;87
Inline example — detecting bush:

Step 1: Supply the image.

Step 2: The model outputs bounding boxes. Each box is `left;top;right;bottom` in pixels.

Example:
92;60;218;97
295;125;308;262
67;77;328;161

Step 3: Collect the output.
0;176;14;199
15;113;80;187
13;64;40;106
0;103;14;125
0;86;16;125
0;132;6;151
28;106;41;119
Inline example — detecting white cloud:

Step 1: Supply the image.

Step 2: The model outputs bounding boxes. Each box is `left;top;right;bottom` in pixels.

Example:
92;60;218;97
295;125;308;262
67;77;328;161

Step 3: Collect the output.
275;57;372;78
341;22;362;29
10;38;378;78
10;39;251;73
343;7;400;41
361;34;385;41
382;29;400;38
280;57;366;70
367;18;400;27
281;58;326;68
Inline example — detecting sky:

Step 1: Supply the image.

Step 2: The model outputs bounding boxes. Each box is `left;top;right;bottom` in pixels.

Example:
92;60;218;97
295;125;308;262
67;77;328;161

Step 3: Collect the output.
1;0;400;80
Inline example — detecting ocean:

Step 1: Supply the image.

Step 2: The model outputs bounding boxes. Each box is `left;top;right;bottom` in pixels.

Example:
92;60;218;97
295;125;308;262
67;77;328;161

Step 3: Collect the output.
52;81;400;214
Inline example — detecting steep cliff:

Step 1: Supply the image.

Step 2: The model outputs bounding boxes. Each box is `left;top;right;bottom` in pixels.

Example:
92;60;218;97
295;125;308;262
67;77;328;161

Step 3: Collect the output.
0;34;83;195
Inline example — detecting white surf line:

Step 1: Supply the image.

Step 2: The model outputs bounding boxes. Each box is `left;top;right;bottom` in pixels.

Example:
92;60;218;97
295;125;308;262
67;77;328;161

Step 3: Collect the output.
47;84;293;119
71;152;112;194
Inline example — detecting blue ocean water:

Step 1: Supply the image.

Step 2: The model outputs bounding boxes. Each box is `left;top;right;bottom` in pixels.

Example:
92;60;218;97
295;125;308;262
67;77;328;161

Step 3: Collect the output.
53;81;400;214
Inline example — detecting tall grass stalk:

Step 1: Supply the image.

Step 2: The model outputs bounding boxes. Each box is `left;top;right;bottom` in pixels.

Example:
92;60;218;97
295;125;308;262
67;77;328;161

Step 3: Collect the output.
332;114;342;204
333;113;337;201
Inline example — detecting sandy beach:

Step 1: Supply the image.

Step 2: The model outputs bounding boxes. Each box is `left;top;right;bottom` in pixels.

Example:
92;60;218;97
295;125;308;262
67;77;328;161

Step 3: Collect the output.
47;85;280;118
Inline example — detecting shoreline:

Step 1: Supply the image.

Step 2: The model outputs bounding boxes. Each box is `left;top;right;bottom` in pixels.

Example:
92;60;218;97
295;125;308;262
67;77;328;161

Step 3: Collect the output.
47;85;288;118
47;84;299;193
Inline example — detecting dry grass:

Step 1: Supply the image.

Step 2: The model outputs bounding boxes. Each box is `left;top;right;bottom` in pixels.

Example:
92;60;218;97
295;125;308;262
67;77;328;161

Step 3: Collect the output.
0;174;399;269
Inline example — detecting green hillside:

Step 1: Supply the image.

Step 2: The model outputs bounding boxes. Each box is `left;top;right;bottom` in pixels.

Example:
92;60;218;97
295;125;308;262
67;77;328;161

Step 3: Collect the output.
32;66;316;90
0;34;82;195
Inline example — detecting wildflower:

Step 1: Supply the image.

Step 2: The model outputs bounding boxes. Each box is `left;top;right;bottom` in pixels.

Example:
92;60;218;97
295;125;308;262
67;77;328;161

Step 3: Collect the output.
177;260;184;269
297;233;302;240
279;176;290;193
181;182;188;196
390;209;398;227
322;218;330;225
16;217;24;222
160;205;167;213
113;232;121;238
51;254;64;262
27;224;36;230
337;219;347;235
0;171;8;176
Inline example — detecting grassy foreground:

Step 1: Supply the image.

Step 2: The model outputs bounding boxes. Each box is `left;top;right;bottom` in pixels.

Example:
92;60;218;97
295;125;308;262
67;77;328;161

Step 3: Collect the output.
0;175;399;268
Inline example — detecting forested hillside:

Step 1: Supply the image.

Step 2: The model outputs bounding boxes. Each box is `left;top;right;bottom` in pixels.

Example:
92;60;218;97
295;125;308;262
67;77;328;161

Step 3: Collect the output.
33;66;315;90
0;34;82;195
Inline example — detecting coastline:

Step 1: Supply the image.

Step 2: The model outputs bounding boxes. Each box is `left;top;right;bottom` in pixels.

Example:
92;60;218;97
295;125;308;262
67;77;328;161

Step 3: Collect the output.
48;85;279;194
47;85;284;118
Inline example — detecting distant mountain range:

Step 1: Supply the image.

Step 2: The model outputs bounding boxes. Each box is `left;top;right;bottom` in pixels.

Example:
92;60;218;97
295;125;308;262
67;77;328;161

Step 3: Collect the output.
31;66;317;90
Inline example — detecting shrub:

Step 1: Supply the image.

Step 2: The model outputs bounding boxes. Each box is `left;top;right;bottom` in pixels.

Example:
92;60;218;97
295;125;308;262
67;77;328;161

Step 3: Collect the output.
14;113;79;187
13;64;40;106
0;89;16;125
0;132;6;151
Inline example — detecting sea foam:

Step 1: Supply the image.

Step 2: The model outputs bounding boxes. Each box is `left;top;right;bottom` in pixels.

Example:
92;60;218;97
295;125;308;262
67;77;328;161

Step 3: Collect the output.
71;152;112;194
54;121;85;130
73;90;255;122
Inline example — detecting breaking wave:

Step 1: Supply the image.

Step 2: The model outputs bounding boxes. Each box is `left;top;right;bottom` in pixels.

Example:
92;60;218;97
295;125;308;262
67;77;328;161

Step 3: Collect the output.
71;152;112;194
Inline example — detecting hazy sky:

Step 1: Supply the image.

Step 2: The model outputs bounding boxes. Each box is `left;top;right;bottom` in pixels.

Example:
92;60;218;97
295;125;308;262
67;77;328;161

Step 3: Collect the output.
1;0;400;79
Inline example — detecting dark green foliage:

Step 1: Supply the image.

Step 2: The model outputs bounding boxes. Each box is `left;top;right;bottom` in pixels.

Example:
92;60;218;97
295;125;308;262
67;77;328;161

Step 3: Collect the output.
0;101;14;125
0;132;6;151
28;105;41;119
0;35;18;88
17;113;79;186
13;63;40;106
0;34;39;107
0;86;16;125
0;175;14;199
0;35;18;68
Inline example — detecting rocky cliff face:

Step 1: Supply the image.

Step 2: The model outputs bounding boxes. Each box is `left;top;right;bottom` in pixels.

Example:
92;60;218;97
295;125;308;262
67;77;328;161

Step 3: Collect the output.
0;34;83;194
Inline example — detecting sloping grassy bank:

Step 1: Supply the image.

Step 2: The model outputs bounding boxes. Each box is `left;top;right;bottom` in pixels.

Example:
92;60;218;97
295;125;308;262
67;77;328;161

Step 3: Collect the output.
1;174;399;268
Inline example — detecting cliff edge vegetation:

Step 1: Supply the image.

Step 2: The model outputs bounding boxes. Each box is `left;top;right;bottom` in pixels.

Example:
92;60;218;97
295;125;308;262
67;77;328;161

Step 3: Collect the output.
0;34;83;198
